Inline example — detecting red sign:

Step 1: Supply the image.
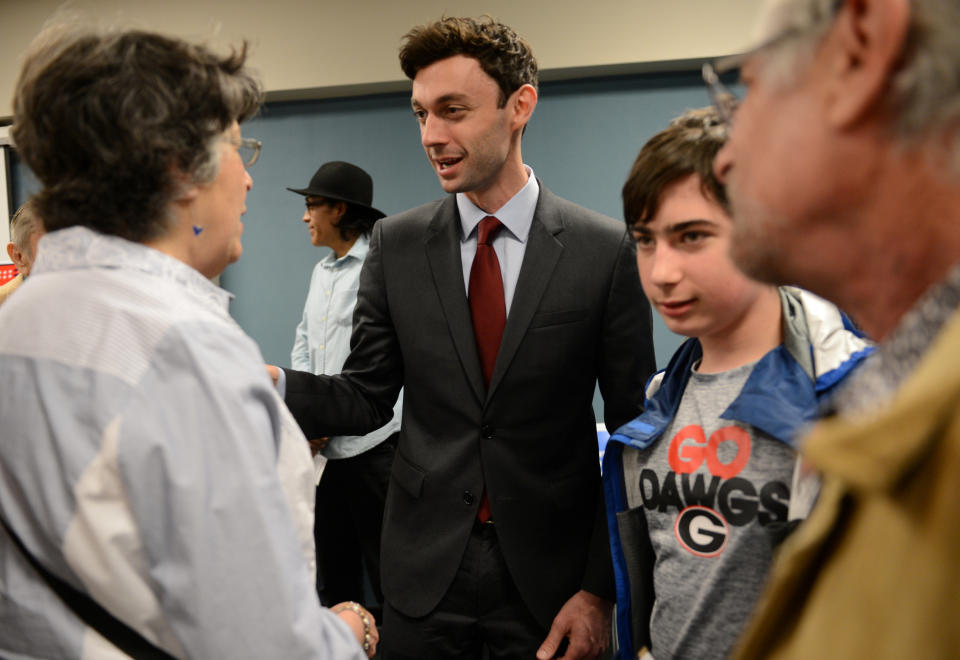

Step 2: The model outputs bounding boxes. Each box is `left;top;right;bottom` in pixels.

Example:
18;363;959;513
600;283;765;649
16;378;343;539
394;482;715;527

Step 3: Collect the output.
0;264;19;285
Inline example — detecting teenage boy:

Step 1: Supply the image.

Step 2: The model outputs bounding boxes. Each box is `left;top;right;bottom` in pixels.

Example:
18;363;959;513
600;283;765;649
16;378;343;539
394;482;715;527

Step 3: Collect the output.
601;107;873;660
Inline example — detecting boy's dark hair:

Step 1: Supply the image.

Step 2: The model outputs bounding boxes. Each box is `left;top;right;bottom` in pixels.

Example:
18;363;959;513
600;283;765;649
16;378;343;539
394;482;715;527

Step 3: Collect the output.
622;106;729;228
12;27;263;243
399;16;538;107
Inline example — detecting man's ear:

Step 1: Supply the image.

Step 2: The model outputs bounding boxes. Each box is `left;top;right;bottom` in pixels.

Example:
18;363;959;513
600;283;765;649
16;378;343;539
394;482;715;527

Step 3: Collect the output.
330;201;348;225
509;83;538;133
8;242;26;271
824;0;910;128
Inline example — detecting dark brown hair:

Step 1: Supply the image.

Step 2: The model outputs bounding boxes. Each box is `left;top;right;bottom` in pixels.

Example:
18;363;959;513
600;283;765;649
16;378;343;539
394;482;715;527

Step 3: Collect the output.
622;106;729;228
309;198;380;242
399;16;538;107
12;28;263;243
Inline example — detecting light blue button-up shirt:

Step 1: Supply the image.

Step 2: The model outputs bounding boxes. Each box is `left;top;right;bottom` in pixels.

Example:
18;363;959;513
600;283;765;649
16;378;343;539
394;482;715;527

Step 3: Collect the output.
291;234;402;458
456;166;540;316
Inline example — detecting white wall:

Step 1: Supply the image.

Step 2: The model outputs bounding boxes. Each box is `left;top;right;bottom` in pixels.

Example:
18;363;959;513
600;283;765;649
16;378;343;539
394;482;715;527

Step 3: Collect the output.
0;0;764;120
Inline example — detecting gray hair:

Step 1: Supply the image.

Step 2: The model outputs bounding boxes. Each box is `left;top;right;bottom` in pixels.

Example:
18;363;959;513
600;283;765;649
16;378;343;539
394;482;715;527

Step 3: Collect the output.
750;0;838;83
755;0;960;160
9;200;43;257
12;25;263;244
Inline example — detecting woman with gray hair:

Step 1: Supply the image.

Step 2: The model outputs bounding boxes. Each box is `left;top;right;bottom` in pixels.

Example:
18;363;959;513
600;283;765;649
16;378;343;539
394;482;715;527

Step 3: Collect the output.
0;28;376;659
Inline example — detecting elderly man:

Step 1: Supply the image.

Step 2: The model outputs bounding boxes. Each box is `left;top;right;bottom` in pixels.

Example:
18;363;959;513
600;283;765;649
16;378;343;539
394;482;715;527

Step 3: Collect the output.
706;0;960;656
0;200;44;305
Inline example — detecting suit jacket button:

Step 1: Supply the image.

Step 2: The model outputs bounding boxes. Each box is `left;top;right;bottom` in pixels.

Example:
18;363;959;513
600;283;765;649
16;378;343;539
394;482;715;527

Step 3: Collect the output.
462;490;475;505
481;425;494;439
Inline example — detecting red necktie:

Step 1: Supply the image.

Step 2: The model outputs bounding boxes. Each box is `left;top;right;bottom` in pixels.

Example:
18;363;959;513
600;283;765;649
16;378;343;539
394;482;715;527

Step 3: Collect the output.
469;216;505;523
469;216;506;386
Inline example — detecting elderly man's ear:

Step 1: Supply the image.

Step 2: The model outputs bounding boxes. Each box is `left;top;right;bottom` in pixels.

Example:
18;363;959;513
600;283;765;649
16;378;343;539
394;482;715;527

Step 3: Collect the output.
824;0;910;128
7;242;27;271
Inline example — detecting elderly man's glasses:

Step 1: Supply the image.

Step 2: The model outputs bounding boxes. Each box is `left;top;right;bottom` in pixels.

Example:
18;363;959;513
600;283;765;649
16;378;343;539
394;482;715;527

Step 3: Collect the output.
702;63;739;126
238;137;262;167
701;0;844;126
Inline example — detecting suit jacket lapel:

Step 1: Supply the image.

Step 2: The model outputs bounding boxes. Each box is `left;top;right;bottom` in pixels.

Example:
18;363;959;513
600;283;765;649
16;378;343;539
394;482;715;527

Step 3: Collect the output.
487;184;564;401
425;196;486;404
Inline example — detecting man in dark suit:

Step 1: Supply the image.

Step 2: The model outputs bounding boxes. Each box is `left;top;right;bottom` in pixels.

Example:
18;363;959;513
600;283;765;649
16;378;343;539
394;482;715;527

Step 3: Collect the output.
272;16;655;659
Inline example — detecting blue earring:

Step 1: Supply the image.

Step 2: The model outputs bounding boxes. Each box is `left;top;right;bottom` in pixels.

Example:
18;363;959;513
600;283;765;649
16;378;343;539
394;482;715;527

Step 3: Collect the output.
192;225;204;236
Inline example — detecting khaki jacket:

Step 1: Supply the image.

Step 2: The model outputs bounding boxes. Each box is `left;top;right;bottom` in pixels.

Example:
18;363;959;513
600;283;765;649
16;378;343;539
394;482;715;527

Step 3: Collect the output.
733;309;960;659
0;273;22;306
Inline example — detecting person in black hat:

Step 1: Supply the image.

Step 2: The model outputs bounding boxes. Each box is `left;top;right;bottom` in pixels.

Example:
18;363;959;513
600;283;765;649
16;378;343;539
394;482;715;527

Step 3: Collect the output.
287;161;400;620
287;161;386;256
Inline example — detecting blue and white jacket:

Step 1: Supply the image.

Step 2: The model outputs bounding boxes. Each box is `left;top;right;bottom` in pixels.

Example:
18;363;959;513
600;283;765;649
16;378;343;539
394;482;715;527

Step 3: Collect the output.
601;287;874;659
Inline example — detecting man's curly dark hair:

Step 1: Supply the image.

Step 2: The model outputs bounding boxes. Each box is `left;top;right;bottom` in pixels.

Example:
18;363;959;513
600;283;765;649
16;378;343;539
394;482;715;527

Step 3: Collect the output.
399;16;538;107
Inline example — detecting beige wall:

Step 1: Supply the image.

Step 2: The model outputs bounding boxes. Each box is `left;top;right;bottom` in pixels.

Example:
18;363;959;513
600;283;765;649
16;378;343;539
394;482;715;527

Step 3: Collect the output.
0;0;763;121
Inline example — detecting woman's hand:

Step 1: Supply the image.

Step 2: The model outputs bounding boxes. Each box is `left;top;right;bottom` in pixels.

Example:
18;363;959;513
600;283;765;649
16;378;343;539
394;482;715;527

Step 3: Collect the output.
332;601;379;658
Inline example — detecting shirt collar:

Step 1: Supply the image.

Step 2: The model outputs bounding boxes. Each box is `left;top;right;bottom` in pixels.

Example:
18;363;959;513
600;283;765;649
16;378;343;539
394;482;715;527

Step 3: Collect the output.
456;165;540;243
320;234;369;268
33;226;234;312
831;262;960;416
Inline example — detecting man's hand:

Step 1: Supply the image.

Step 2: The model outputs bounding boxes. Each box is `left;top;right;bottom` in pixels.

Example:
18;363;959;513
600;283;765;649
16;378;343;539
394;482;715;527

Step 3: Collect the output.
308;437;330;456
536;590;612;659
265;364;280;386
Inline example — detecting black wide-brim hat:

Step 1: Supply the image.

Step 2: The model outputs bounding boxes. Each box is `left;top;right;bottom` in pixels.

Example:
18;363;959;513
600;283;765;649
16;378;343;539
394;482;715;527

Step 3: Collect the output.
287;161;385;220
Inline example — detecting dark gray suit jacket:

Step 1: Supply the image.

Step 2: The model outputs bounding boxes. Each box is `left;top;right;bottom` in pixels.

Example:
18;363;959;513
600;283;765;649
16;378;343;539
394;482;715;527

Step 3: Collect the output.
285;183;655;628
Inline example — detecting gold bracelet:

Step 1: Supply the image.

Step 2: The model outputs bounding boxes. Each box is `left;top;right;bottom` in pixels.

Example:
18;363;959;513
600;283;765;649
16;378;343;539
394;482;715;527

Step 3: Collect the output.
332;601;372;653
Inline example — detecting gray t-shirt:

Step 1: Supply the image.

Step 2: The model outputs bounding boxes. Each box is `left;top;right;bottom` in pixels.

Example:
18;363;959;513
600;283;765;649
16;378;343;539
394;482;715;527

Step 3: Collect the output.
622;361;796;660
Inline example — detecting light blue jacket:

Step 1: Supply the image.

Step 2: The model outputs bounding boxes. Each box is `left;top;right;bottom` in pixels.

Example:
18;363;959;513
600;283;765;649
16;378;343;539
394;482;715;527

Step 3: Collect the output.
0;228;365;659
